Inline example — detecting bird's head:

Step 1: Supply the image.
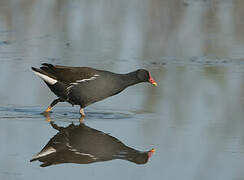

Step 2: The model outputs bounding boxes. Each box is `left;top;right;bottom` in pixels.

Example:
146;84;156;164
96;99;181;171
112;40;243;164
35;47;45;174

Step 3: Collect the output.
136;69;157;86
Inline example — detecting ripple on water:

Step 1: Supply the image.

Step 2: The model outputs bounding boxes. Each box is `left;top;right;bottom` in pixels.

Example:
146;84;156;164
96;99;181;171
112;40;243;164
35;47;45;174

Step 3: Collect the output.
0;105;136;122
148;56;244;67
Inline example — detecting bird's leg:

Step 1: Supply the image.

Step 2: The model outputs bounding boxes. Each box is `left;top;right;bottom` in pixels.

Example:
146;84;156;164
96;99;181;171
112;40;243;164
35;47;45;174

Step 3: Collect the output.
79;107;85;117
44;114;64;131
44;112;51;122
50;121;64;131
43;98;63;113
79;116;85;123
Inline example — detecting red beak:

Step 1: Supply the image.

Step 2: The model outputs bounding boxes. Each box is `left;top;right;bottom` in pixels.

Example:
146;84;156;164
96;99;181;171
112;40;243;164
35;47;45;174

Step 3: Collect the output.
149;73;157;86
148;148;156;158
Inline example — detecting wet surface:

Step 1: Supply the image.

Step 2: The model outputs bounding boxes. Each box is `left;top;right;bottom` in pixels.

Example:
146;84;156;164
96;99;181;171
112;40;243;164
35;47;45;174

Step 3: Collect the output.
30;120;155;167
0;0;244;180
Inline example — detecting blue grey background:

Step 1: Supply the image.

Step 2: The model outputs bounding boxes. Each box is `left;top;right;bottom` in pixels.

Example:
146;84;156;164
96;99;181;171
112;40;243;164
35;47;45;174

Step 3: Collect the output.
0;0;244;180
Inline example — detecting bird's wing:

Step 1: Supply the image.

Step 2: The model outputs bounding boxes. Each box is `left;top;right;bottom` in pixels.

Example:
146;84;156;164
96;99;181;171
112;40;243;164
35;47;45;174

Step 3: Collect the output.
40;63;100;84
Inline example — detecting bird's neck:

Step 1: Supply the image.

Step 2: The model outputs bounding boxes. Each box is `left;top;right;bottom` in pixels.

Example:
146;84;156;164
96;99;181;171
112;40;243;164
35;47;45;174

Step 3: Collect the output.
114;147;147;164
120;71;141;87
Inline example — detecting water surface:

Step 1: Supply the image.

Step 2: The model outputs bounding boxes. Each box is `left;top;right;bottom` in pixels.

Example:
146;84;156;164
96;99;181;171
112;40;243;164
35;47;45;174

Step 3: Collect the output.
0;0;244;180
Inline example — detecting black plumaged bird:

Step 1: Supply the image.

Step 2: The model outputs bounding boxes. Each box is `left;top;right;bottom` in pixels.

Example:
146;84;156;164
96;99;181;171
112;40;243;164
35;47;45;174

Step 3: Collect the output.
30;122;155;167
32;64;157;116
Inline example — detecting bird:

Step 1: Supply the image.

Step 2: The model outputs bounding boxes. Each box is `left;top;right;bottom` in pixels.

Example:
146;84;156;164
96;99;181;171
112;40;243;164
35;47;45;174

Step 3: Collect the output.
30;121;155;167
32;63;157;116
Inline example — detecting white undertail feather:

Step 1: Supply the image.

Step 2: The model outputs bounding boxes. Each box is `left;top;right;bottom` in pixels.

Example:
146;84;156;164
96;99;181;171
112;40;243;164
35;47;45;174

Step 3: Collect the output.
33;71;57;85
31;147;56;160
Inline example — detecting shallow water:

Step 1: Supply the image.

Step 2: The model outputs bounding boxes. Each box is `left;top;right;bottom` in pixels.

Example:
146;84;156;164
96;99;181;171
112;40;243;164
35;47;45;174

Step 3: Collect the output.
0;0;244;180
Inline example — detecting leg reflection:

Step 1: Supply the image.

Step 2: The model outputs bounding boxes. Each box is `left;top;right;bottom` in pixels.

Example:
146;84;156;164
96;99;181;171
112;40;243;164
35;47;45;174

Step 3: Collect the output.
79;116;85;123
43;111;86;123
44;112;51;122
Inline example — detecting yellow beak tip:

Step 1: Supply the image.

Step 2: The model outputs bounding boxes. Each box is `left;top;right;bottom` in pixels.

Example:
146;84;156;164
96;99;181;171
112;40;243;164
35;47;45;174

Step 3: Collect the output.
152;82;158;86
151;148;156;152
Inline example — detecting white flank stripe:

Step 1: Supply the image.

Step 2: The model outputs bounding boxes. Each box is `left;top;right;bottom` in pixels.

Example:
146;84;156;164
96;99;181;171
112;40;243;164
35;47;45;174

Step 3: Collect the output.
66;143;72;148
69;148;77;152
67;86;72;90
76;76;96;83
74;152;97;159
66;74;100;96
112;154;126;158
33;71;57;85
118;151;128;155
68;147;96;159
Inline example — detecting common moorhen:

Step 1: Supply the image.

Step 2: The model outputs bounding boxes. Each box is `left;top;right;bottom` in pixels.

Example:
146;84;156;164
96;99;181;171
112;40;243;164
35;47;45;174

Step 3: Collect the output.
32;64;157;116
30;122;155;167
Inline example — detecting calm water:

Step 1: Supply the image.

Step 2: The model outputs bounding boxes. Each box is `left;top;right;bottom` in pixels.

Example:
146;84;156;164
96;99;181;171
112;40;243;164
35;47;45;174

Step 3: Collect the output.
0;0;244;179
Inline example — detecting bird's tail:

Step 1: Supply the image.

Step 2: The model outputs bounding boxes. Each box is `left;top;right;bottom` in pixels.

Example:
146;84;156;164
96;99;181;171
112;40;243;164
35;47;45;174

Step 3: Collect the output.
31;66;57;85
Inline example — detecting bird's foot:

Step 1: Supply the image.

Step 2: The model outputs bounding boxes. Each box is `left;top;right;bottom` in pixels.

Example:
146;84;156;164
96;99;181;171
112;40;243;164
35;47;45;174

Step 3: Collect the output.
40;111;52;116
79;108;85;117
41;112;52;122
41;106;53;115
45;106;52;113
45;115;52;122
79;116;85;123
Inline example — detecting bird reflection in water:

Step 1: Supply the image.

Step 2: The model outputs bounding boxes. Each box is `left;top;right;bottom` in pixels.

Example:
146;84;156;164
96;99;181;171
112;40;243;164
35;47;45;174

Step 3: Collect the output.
30;117;155;167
